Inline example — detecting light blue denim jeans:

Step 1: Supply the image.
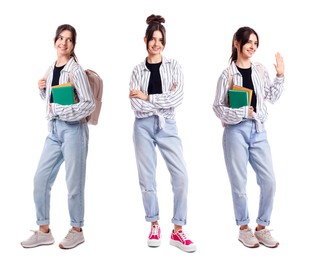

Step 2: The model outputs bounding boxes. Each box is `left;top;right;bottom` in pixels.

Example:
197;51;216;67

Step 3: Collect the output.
223;120;276;227
133;116;188;226
33;119;89;227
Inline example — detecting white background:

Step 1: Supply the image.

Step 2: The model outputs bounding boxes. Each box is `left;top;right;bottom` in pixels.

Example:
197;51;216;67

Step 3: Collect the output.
1;0;308;259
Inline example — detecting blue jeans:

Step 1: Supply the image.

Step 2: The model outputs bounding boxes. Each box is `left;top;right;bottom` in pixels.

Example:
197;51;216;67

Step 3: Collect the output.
223;120;276;227
33;119;89;227
133;116;188;226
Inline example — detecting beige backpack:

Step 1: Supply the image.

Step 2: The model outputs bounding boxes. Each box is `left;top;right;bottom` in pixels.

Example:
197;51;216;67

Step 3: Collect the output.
69;63;103;125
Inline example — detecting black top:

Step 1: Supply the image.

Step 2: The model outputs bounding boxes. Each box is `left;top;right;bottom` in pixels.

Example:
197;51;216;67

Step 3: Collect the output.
52;64;65;86
146;60;162;94
236;66;257;111
50;64;65;103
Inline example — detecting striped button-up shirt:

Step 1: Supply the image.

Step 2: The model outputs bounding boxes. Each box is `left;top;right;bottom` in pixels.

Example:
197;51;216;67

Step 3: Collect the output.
129;56;184;127
213;61;284;131
40;57;95;125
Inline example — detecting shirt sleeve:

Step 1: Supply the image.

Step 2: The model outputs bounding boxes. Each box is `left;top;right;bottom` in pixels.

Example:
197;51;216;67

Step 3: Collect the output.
50;65;95;121
129;65;157;113
148;60;184;109
252;64;285;123
263;65;285;104
213;68;247;125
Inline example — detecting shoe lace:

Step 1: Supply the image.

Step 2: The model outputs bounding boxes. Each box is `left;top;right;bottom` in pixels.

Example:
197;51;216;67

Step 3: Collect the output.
151;225;160;236
26;230;41;242
177;231;189;242
245;229;255;238
260;229;274;239
64;229;75;239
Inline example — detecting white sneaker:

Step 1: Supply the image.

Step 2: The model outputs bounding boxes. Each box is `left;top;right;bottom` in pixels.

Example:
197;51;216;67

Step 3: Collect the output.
21;230;55;248
59;229;85;249
238;228;259;248
254;228;279;248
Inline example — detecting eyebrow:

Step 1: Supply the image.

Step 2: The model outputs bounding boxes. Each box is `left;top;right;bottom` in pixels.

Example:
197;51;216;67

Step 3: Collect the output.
59;34;72;40
152;36;163;40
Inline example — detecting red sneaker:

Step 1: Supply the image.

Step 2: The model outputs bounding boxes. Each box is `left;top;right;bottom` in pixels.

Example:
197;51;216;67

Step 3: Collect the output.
147;225;161;247
170;229;196;252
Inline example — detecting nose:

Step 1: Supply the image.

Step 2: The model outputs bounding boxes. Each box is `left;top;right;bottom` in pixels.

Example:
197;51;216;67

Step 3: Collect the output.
60;38;67;46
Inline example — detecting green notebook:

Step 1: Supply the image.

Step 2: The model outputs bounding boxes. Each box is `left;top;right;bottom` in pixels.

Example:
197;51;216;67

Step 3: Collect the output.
51;83;75;105
228;90;248;108
232;85;252;105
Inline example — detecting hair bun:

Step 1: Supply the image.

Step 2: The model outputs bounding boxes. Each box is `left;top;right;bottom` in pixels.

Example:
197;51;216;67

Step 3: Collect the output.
146;14;165;25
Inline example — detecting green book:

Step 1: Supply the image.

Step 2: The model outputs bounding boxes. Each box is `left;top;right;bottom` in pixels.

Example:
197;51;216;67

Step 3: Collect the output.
51;83;75;105
232;85;252;105
228;90;248;108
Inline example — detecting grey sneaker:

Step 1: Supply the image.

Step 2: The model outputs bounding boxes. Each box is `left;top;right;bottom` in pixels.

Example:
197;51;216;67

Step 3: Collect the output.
238;228;259;248
21;230;55;248
59;229;85;249
254;228;279;248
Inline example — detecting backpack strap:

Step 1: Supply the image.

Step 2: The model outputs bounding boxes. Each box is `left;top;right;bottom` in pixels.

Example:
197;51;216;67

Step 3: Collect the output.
255;62;265;81
43;66;52;80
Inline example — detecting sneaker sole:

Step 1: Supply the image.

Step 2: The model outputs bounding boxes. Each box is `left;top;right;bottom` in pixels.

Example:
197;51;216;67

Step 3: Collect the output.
258;241;279;248
148;239;161;247
170;240;197;253
59;240;84;249
238;239;260;248
21;241;55;248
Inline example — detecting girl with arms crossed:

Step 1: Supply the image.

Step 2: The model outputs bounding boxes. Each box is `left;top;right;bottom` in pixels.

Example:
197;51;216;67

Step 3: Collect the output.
129;14;196;253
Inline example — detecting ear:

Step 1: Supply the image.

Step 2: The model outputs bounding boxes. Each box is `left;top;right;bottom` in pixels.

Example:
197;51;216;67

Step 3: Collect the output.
233;39;239;49
144;37;147;44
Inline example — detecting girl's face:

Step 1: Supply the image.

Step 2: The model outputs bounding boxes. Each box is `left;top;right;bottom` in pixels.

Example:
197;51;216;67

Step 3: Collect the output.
237;33;258;59
55;30;74;58
145;30;164;56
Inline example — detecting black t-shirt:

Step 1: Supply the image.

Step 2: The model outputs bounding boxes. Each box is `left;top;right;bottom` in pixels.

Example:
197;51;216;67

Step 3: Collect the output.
50;64;65;103
146;60;162;94
236;66;257;111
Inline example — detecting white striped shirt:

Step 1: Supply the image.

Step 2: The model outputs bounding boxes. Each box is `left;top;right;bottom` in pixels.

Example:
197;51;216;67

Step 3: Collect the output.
40;57;95;124
213;61;284;131
129;56;184;127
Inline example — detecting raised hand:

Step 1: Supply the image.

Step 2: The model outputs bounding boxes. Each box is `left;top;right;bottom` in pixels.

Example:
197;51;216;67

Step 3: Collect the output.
274;52;284;77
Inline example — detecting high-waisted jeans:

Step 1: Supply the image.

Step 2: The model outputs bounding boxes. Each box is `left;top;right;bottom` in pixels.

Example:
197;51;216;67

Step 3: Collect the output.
223;120;276;226
133;116;188;226
33;119;89;227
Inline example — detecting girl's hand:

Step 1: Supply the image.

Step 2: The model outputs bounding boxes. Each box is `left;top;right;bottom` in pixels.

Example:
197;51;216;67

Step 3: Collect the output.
38;79;46;90
248;106;254;118
129;89;148;101
274;52;284;77
170;83;177;91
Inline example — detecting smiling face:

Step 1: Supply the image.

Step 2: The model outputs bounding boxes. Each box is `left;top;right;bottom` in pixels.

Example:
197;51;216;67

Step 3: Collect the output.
234;32;259;62
55;30;74;58
239;33;258;59
145;30;164;57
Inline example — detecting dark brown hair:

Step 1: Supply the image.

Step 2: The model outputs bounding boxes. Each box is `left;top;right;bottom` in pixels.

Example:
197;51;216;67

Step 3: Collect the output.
54;24;78;62
230;26;259;63
145;14;166;50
